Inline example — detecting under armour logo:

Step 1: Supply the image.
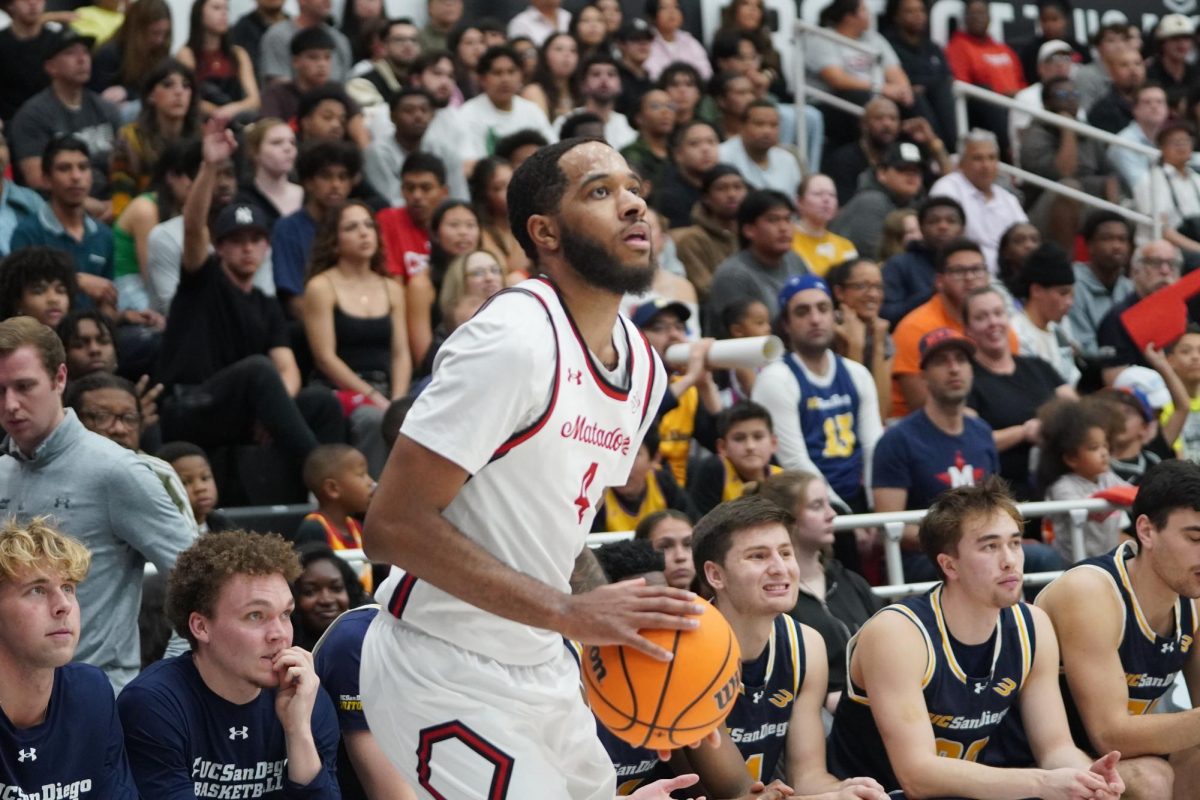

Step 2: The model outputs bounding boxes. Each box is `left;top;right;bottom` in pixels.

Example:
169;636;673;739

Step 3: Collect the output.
974;682;987;694
235;206;253;225
1163;642;1176;654
752;690;764;703
17;749;36;762
567;368;582;385
229;726;249;740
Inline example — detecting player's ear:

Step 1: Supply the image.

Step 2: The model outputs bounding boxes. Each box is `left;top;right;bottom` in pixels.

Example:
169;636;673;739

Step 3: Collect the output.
189;611;212;645
527;213;560;253
936;551;956;582
1134;514;1156;549
703;560;725;592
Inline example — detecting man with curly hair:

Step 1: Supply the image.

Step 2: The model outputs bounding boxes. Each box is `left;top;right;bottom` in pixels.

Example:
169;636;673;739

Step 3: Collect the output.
0;516;138;798
117;530;341;799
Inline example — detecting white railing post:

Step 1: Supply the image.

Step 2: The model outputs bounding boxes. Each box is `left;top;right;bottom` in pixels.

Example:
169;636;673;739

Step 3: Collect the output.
795;24;808;175
1068;508;1089;567
883;521;907;586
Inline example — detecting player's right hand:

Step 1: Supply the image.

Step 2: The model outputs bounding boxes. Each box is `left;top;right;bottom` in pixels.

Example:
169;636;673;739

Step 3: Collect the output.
1039;766;1114;800
561;578;705;661
743;779;793;799
832;776;889;800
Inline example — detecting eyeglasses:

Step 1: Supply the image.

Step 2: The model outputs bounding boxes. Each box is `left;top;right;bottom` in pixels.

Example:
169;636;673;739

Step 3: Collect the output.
80;409;141;429
945;264;987;279
844;281;884;293
466;264;503;278
1139;256;1182;271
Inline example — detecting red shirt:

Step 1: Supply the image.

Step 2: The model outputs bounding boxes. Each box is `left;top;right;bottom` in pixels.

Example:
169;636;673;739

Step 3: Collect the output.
945;31;1026;96
376;207;430;283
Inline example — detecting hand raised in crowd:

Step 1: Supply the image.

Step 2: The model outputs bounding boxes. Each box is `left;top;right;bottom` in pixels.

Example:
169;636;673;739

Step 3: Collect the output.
201;114;238;164
135;375;164;431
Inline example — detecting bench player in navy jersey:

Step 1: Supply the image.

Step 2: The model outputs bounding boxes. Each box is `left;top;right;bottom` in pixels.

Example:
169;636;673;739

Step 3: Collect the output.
1036;460;1200;799
0;517;138;799
118;531;341;799
678;497;887;800
360;137;716;800
827;481;1125;799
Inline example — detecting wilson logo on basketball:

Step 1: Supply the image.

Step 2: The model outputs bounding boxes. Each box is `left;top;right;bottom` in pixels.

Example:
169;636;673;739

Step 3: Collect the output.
713;673;739;711
588;646;607;682
559;416;632;455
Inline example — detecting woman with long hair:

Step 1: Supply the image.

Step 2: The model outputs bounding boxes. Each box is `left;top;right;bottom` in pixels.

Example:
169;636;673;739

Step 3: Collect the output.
176;0;261;120
570;3;611;60
827;257;892;420
876;208;919;262
90;0;173;114
109;58;200;217
235;118;302;231
520;32;580;121
467;157;530;279
448;23;487;101
438;248;504;321
290;546;369;651
428;199;482;294
715;0;784;86
302;201;411;474
340;0;385;63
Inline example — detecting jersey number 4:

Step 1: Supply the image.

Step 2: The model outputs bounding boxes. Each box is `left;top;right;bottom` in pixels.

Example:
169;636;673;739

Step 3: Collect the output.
822;413;857;458
575;462;599;523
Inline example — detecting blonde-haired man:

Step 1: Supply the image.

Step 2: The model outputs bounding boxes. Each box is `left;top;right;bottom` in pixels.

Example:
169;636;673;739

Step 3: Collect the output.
0;516;138;797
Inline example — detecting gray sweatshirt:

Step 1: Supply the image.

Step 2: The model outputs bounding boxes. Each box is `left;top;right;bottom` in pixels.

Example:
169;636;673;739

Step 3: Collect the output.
0;410;194;690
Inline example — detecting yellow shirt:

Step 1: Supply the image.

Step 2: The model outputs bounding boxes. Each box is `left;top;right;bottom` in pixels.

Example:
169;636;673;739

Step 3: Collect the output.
792;229;858;277
1161;394;1200;462
71;6;125;45
658;382;698;487
602;472;668;532
721;458;784;503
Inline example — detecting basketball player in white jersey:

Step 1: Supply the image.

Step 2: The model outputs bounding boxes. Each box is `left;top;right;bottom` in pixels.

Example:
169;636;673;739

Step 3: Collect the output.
360;138;709;800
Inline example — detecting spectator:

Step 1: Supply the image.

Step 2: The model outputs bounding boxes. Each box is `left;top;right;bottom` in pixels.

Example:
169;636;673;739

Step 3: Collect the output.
1135;120;1200;263
828;257;892;420
346;17;422;107
468;157;530;278
633;510;694;590
1073;23;1131;111
643;0;711;81
928;129;1028;275
438;248;505;321
708;69;756;143
1010;39;1079;159
87;0;172;116
0;247;75;329
592;427;694;531
792;174;857;277
118;532;340;797
688;401;781;516
1110;83;1169;194
1086;45;1144;135
1097;239;1183;374
235;118;302;231
621;89;675;203
708;189;810;332
0;517;139;798
659;61;703;127
230;0;289;74
291;545;369;649
670;164;746;301
157;120;344;470
944;0;1024;154
259;0;353;84
427;199;481;292
717;100;802;196
455;45;556;162
0;0;55;126
447;22;486;102
11;137;116;315
1146;14;1198;113
410;47;458;112
520;32;579;121
1015;0;1088;83
614;18;656;119
1067;211;1134;357
301;201;411;474
0;316;192;688
825;96;899;207
108;59;200;220
655;119;720;229
829;140;925;261
553;52;637;150
418;0;462;53
753;273;881;519
272;139;359;316
877;207;920;262
715;0;785;88
361;88;434;208
176;0;261;121
881;0;957;145
881;195;964;326
10;30;120;217
261;31;366;145
1013;243;1081;385
158;440;226;534
1095;388;1162;485
506;0;570;47
964;285;1073;499
0;130;46;258
56;309;117;379
892;238;1018;416
996;220;1041;298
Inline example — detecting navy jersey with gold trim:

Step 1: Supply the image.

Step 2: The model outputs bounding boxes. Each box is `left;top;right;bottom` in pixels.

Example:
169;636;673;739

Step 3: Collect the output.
827;585;1036;791
724;614;805;783
1062;542;1198;750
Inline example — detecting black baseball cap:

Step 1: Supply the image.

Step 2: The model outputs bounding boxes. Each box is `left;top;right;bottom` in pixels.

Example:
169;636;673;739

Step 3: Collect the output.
212;203;270;242
44;29;96;61
882;141;923;170
616;18;655;42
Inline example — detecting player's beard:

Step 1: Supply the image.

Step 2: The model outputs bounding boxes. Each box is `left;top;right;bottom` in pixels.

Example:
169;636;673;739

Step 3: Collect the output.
561;226;656;295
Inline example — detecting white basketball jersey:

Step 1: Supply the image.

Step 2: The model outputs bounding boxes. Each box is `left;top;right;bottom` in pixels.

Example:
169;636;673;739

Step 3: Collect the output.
377;277;666;665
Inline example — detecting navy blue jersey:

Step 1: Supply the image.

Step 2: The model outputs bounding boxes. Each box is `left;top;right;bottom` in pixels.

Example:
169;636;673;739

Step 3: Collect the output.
118;652;342;799
724;614;805;783
1062;541;1198;751
314;605;380;800
0;663;138;799
828;586;1036;791
783;353;863;498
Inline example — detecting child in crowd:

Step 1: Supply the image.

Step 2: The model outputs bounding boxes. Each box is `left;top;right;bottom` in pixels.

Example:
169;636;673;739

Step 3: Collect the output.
1038;398;1130;563
633;510;695;591
158;441;227;535
295;446;376;591
1095;388;1164;484
1163;325;1200;462
720;297;772;401
689;401;781;516
0;246;76;328
591;427;694;532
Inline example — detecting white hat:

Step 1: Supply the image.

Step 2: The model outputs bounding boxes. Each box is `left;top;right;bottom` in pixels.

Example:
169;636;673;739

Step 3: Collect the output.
1113;366;1171;409
1037;39;1073;62
1156;13;1196;40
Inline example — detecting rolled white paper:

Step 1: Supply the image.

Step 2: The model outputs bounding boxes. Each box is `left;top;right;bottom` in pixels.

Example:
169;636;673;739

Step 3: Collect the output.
664;336;785;370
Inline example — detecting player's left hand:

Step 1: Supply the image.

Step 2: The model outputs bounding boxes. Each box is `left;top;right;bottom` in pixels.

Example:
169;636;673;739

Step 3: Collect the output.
742;779;793;799
1088;751;1124;799
834;776;890;799
272;646;319;733
627;773;704;800
654;728;721;762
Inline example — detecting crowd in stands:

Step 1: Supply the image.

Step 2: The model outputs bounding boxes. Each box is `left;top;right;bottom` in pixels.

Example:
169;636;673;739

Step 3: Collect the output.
6;0;1200;795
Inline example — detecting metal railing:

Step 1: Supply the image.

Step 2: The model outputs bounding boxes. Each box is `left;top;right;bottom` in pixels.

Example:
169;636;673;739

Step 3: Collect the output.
793;20;876;161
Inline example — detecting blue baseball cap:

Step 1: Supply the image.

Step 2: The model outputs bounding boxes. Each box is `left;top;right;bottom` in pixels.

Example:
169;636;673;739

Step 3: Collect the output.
778;274;831;312
631;297;691;329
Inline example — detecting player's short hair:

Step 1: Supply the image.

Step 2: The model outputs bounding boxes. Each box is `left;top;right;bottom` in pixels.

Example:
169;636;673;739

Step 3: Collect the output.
290;25;335;55
63;370;138;412
1082;209;1133;242
0;516;90;586
935;237;984;273
918;195;965;227
634;509;692;541
594;539;666;583
400;151;447;184
56;308;114;350
736;189;795;248
477;44;518;76
296;139;361;183
918;478;1022;580
41;134;89;179
166;531;301;647
157;441;209;465
0;315;67;378
494;129;550;162
692;496;794;596
297;84;352;122
1133;460;1200;532
716;401;774;439
302;443;362;497
0;247;78;320
508;136;608;261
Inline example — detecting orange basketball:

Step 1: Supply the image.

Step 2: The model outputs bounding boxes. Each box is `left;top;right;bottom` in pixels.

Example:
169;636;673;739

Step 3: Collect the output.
582;599;742;750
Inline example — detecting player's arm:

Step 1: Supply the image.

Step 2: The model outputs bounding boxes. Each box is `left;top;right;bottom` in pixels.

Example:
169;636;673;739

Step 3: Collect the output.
1183;617;1200;707
343;730;417;800
669;742;795;800
364;435;702;660
787;626;888;800
1040;569;1200;756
